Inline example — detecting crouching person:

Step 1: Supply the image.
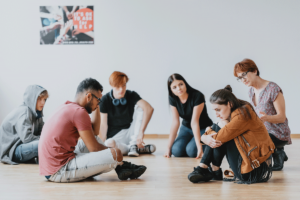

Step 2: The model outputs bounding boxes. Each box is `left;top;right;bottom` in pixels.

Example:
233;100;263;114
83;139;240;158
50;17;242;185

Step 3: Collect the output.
39;78;146;183
188;85;275;184
0;85;48;164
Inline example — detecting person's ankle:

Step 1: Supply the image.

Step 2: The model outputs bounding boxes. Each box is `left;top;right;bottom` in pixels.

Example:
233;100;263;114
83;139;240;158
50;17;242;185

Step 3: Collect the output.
211;165;220;171
199;163;208;168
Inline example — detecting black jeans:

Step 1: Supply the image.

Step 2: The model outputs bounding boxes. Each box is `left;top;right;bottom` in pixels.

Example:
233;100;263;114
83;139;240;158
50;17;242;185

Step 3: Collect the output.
200;124;272;183
201;139;247;179
269;133;288;149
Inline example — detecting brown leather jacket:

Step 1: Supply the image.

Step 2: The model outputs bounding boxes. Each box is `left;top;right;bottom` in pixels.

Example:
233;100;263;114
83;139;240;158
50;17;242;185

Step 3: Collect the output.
205;105;275;174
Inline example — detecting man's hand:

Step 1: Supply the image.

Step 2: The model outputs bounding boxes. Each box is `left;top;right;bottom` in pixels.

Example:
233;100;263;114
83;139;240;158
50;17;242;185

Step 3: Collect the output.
54;15;62;21
72;29;81;36
259;111;269;122
61;20;73;36
136;132;145;148
201;133;222;148
66;11;74;20
47;22;63;31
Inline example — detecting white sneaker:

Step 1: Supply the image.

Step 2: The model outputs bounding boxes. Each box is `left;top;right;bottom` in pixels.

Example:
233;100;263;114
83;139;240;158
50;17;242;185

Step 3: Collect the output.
128;145;139;157
138;144;156;154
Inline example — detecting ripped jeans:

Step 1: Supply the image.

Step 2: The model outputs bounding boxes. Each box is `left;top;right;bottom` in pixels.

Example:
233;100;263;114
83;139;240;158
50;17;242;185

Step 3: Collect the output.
48;136;118;183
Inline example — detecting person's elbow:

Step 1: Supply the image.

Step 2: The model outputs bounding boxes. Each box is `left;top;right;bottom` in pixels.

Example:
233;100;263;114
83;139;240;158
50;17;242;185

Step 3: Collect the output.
149;105;154;115
279;114;286;124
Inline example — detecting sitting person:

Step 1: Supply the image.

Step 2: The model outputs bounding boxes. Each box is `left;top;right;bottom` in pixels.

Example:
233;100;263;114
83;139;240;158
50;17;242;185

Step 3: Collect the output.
234;58;291;171
164;73;213;158
188;85;275;184
0;85;48;164
39;78;146;183
100;71;156;157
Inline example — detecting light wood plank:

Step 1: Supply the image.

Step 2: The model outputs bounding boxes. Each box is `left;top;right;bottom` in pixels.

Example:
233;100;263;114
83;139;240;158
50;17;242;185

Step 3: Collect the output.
0;138;299;200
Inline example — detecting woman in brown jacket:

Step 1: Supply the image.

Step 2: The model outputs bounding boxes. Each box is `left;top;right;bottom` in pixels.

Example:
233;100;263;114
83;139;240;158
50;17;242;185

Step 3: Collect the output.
188;85;275;184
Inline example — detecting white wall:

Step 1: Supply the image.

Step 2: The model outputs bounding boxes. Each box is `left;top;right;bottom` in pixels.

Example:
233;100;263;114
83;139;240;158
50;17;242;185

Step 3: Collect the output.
0;0;299;134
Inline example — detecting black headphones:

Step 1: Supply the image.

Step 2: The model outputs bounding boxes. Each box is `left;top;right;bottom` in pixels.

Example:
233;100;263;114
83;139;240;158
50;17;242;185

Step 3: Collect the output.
109;90;127;106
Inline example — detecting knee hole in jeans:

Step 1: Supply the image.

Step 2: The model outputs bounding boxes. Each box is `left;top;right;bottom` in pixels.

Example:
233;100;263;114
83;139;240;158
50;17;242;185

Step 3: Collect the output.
110;148;123;163
105;138;116;148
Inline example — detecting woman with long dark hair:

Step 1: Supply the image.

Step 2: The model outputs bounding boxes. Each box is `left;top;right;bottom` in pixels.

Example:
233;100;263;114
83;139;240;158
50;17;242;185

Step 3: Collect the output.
188;85;275;184
234;59;291;171
164;73;213;158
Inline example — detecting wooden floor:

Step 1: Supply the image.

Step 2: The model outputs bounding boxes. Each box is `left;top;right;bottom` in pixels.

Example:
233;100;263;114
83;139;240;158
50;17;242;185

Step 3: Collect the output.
0;138;299;200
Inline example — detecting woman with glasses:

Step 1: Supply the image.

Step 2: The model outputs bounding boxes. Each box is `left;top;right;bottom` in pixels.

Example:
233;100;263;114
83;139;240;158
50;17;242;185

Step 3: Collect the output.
164;73;213;158
234;58;291;171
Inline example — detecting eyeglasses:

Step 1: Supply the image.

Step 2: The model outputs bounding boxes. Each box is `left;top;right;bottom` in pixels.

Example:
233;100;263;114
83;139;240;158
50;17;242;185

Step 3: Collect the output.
237;71;250;82
87;93;102;103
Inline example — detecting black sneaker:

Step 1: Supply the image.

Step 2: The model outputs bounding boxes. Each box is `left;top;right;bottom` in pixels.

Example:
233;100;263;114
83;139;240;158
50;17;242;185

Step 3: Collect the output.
188;166;214;183
115;165;133;180
208;166;223;180
122;161;147;179
138;144;156;154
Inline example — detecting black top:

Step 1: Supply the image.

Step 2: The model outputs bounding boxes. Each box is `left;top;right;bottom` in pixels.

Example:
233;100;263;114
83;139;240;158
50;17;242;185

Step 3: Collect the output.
169;90;213;129
100;90;142;138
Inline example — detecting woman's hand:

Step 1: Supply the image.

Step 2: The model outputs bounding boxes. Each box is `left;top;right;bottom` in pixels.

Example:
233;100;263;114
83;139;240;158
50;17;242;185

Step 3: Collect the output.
259;111;269;122
201;133;222;148
195;145;203;159
218;119;229;128
205;126;211;132
164;148;172;158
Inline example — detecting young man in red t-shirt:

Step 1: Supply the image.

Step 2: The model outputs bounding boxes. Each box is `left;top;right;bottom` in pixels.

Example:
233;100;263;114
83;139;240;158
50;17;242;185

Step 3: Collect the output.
39;78;146;182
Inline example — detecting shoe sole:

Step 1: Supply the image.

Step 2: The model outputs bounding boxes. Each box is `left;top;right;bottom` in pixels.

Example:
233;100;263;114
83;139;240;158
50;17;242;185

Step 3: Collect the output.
118;170;133;180
188;174;202;183
130;166;147;179
188;174;214;183
128;153;139;157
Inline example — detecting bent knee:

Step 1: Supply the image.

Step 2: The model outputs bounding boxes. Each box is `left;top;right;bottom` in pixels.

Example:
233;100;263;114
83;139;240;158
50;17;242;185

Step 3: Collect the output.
171;146;186;157
105;138;116;148
186;146;197;158
110;148;123;162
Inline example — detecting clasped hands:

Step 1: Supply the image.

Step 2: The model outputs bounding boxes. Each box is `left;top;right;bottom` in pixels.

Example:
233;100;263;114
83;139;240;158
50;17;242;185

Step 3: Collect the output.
201;119;228;148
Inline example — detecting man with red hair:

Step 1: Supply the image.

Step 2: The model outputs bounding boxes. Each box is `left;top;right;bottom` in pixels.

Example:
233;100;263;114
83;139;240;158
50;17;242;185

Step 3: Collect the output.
99;71;156;157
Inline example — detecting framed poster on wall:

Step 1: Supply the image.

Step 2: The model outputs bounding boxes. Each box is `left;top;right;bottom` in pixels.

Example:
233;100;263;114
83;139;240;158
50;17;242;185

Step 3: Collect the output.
40;6;94;45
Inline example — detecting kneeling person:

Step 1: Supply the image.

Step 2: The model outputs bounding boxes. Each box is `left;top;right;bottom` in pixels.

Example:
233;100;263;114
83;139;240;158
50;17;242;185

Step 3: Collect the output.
100;71;156;157
39;78;146;183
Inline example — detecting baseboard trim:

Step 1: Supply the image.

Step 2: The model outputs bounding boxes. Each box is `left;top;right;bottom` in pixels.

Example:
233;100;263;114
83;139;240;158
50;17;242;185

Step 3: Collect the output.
291;134;300;138
144;134;169;139
145;134;300;139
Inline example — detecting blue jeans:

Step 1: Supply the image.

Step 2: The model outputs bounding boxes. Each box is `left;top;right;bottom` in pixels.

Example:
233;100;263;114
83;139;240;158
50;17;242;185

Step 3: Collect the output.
171;125;206;157
12;140;39;163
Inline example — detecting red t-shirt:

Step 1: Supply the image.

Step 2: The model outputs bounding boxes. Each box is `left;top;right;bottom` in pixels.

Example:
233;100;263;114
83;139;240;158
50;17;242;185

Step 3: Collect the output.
39;101;92;175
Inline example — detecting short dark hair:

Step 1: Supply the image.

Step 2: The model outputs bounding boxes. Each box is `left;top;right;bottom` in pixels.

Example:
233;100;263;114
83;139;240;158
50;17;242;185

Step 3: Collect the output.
76;78;103;94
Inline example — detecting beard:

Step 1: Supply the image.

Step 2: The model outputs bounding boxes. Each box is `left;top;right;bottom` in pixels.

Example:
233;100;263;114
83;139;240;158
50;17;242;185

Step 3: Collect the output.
84;101;93;114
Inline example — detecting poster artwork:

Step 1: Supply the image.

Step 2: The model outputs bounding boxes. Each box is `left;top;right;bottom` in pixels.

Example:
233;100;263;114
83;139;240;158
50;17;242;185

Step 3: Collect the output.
40;6;94;45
